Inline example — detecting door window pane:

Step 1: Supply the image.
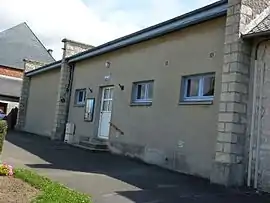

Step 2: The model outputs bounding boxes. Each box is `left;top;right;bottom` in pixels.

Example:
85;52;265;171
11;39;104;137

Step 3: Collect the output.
108;101;112;111
104;89;110;99
108;88;114;99
102;101;109;111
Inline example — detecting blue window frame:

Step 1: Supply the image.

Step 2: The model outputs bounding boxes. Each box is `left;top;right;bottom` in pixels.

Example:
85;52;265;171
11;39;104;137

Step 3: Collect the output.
74;89;86;106
182;73;215;101
132;81;154;104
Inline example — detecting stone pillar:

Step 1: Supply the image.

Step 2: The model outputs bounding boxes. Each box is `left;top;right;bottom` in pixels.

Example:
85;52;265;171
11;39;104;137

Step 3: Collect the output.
16;59;46;130
211;0;269;186
51;39;93;140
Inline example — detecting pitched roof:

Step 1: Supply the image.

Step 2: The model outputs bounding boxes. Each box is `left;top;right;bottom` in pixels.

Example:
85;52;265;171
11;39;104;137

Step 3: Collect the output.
26;0;228;76
243;6;270;38
0;76;22;98
0;23;55;70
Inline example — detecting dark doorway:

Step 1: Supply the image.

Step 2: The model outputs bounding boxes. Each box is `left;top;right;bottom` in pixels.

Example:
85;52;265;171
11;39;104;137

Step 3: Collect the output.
0;102;7;113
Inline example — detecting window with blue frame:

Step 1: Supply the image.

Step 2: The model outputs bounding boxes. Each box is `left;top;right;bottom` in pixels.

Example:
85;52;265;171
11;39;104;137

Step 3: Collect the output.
74;89;86;106
182;73;215;102
131;81;154;104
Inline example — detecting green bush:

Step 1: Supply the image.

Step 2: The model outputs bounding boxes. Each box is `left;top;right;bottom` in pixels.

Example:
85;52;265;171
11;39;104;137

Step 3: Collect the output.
0;120;7;155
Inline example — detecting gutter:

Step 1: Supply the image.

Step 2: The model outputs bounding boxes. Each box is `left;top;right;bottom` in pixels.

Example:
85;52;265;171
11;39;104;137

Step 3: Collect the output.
26;0;227;77
69;1;227;63
242;30;270;39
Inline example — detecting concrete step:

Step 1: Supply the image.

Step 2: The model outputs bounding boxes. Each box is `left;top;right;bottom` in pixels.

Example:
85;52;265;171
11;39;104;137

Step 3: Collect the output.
78;139;108;151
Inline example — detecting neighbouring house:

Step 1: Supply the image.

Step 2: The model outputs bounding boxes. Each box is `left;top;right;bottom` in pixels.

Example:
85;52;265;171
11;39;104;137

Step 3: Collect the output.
0;23;55;114
16;0;270;192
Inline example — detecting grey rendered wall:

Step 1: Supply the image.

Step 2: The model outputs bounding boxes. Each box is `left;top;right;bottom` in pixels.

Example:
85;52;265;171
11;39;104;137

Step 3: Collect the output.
24;69;60;137
68;17;226;178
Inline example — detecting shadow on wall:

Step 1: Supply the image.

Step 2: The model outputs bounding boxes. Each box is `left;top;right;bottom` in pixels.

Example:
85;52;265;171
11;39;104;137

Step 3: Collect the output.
5;131;270;203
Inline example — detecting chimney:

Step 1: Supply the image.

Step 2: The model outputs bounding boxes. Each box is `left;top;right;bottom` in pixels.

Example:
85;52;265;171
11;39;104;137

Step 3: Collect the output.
62;38;94;58
47;49;53;55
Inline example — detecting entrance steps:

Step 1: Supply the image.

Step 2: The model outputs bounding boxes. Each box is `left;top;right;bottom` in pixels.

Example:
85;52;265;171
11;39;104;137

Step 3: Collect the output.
75;138;108;151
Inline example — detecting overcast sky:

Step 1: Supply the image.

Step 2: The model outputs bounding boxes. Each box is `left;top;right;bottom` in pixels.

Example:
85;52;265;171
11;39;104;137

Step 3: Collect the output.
0;0;216;60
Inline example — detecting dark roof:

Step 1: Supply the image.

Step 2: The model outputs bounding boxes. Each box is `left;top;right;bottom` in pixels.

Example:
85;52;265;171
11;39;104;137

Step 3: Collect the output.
0;23;55;70
0;76;22;98
26;0;228;76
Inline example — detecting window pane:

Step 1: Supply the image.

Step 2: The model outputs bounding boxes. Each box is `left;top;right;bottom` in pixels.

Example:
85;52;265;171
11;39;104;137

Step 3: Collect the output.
136;84;146;100
78;91;84;102
203;76;215;96
136;85;141;99
186;78;199;97
147;83;153;100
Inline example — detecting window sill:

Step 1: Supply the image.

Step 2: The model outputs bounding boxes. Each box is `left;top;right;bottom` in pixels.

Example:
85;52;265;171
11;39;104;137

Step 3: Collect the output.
130;102;152;107
179;100;213;105
84;120;93;122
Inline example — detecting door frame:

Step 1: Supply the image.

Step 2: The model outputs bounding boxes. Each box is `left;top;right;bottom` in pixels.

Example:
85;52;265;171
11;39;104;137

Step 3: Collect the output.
97;86;114;139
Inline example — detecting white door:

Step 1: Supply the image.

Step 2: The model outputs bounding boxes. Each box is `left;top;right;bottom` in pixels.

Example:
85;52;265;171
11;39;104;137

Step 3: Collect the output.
98;86;114;139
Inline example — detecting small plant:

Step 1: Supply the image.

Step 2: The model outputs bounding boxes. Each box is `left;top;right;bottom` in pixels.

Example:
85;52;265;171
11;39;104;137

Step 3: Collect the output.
15;169;91;202
0;120;7;154
0;162;13;176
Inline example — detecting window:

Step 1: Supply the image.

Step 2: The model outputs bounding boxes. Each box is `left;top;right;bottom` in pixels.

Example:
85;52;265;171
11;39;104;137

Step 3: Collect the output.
182;74;215;102
84;98;95;122
74;89;86;106
132;81;154;104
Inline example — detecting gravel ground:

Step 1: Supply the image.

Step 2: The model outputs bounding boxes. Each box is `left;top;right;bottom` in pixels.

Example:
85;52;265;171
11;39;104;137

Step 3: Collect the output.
0;176;39;203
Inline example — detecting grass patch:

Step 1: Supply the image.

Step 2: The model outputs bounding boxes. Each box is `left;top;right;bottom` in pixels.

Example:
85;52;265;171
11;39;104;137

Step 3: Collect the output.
14;168;91;203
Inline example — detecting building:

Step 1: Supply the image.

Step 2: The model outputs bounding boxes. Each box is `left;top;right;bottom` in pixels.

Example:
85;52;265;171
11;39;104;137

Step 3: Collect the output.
16;0;270;192
0;23;55;114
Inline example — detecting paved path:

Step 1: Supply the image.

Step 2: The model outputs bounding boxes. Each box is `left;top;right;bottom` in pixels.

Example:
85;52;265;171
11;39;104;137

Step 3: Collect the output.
2;131;270;203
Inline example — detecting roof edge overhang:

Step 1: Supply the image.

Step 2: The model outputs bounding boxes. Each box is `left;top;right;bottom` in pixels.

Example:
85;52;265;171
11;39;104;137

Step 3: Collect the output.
242;30;270;39
69;1;227;63
26;0;228;77
26;60;61;76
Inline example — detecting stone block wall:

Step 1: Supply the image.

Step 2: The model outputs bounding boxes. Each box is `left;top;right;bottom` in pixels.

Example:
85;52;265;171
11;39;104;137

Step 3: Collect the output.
51;39;93;140
211;0;268;186
16;60;46;130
